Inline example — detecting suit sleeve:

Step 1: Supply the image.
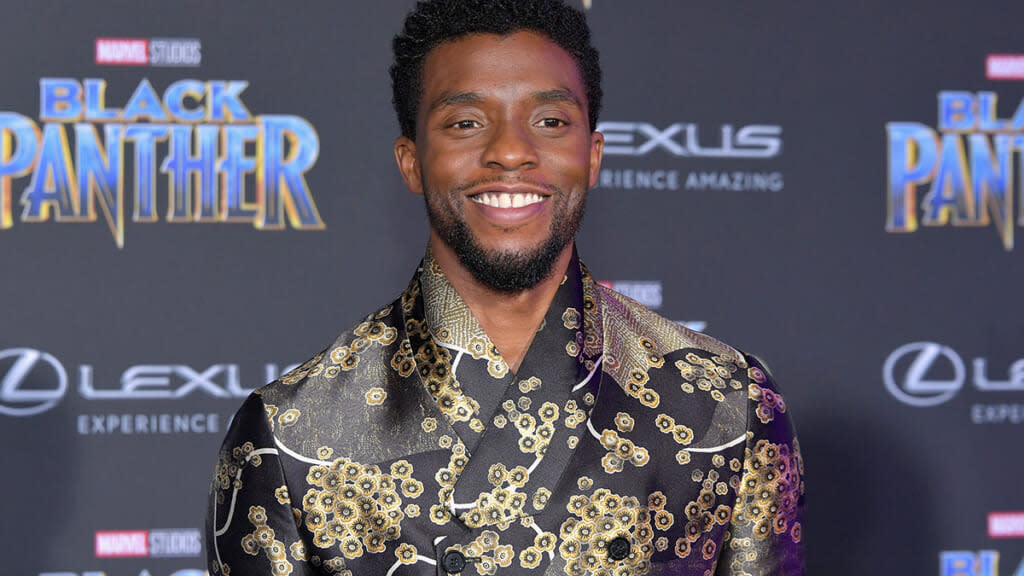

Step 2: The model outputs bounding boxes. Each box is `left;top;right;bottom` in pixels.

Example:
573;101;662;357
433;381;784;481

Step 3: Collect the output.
715;354;806;576
206;392;314;576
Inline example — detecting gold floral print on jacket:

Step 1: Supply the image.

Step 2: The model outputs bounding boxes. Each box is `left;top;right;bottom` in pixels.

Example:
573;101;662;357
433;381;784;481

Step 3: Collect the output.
207;251;805;575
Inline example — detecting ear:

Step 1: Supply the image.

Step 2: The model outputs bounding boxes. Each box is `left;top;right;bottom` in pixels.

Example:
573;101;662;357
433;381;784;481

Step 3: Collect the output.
588;130;604;189
394;136;424;195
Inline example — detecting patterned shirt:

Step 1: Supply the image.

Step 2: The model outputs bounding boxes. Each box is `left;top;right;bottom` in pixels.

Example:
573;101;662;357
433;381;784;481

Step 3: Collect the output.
206;252;805;575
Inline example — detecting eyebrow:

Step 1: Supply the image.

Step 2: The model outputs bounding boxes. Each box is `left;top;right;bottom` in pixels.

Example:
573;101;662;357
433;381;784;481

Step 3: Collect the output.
532;88;582;107
429;91;485;112
428;88;583;112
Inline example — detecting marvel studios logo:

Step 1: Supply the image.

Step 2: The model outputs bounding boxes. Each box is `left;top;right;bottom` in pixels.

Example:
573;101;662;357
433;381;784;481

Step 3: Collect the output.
986;54;1024;80
94;528;201;558
95;37;201;67
988;511;1024;538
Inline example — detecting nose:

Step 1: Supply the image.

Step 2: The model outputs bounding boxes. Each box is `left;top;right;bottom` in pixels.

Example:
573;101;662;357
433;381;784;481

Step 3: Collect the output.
481;119;538;171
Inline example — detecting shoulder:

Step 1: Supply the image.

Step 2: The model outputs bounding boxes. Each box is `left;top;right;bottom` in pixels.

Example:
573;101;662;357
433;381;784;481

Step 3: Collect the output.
596;283;744;380
595;284;782;441
255;299;406;431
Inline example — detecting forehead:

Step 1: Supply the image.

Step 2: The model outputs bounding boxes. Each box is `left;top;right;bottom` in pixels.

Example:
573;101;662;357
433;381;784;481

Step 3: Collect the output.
419;30;586;111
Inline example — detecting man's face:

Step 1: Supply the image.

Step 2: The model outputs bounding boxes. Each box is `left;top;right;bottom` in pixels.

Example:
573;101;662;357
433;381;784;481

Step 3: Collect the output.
395;31;603;293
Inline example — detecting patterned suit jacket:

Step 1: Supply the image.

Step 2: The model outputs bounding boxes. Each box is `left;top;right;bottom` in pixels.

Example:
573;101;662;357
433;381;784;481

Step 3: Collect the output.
207;253;805;575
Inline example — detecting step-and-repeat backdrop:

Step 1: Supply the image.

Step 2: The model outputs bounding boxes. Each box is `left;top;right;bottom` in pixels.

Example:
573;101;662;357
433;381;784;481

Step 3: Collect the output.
2;1;1022;575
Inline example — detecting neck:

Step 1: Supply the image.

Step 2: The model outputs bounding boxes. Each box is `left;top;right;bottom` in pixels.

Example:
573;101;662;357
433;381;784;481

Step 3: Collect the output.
428;233;574;374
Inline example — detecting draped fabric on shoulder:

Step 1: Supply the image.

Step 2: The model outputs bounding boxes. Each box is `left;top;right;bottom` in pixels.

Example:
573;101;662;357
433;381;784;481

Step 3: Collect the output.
206;251;805;576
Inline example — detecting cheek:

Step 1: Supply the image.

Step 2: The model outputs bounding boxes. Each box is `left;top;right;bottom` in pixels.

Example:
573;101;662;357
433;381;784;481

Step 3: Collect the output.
549;138;594;173
548;152;593;187
424;144;477;180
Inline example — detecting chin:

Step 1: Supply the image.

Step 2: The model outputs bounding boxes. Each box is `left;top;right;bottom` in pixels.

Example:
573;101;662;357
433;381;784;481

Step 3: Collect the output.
482;239;553;259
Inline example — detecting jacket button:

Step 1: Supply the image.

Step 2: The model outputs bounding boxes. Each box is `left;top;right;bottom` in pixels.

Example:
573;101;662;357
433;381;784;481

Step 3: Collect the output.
442;550;467;573
608;536;631;561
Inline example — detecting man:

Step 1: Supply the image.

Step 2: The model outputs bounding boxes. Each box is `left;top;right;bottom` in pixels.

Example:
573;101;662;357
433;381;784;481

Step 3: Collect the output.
206;1;805;574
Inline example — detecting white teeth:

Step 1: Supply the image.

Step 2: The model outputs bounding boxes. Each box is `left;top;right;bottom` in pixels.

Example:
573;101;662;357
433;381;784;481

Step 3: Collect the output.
471;192;545;208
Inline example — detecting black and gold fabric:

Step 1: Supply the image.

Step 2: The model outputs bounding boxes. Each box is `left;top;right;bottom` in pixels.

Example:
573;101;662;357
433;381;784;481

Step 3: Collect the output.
206;252;805;575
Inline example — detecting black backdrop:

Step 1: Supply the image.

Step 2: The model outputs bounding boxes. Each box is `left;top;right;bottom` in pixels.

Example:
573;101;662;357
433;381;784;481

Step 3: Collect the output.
2;2;1023;575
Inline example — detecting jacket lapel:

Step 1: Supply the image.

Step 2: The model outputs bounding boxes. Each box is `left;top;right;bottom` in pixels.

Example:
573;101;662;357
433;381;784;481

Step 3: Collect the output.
412;253;605;528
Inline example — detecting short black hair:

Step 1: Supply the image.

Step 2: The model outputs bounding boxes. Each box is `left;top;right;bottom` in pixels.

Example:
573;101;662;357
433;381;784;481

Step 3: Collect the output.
390;0;602;141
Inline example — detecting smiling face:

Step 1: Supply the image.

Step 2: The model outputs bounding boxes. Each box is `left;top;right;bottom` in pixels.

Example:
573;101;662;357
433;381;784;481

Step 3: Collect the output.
394;31;604;293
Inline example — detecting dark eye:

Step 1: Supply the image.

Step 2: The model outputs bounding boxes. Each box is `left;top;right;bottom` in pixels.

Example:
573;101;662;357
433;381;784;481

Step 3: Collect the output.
537;118;567;128
451;120;480;130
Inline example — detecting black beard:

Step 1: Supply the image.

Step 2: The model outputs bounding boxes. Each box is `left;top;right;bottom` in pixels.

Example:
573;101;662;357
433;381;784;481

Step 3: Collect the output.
424;190;585;294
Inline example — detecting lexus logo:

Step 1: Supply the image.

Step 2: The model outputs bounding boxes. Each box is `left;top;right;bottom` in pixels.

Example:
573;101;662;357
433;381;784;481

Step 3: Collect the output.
0;348;67;416
883;342;965;407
